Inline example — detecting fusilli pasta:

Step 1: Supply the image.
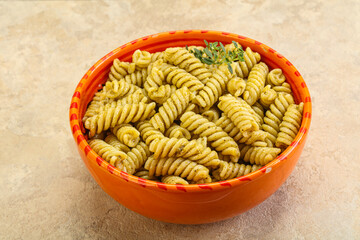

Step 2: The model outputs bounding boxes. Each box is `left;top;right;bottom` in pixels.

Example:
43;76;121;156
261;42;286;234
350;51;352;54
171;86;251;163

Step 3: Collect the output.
227;76;246;97
194;63;233;110
161;175;189;185
117;142;151;174
136;121;164;146
273;82;292;95
104;133;131;153
108;59;136;81
150;87;193;132
215;114;268;145
111;124;140;148
158;63;204;92
239;144;281;166
260;85;277;109
232;47;261;78
213;161;261;180
145;156;211;183
104;79;141;99
150;52;166;63
251;102;265;125
267;68;286;86
134;169;159;181
180;111;240;162
164;47;212;84
262;93;295;146
165;123;191;140
149;136;206;159
243;62;269;106
275;102;304;148
122;69;148;87
115;89;148;106
201;107;221;122
132;49;152;68
84;102;156;137
88;139;127;166
218;94;259;137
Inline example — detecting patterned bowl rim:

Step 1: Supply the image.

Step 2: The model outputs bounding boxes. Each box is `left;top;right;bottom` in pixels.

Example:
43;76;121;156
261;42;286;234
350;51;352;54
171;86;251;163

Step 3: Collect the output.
69;30;312;193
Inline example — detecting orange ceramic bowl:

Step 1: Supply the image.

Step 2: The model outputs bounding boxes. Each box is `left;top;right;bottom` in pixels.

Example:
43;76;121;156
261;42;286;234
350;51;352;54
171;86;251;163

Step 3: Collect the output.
69;30;311;224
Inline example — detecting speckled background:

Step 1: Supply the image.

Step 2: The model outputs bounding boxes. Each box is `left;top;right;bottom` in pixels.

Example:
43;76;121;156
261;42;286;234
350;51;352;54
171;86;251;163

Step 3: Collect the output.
1;0;359;239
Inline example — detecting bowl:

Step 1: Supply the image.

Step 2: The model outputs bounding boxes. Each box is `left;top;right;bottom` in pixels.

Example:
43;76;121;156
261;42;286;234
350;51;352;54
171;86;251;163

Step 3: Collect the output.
69;30;311;224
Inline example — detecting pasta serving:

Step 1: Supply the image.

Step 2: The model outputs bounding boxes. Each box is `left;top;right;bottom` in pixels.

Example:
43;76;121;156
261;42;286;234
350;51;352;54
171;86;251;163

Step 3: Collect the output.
83;41;304;185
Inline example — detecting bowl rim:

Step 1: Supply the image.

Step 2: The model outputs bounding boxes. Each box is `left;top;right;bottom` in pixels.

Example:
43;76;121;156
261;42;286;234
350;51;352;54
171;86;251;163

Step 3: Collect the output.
69;29;312;193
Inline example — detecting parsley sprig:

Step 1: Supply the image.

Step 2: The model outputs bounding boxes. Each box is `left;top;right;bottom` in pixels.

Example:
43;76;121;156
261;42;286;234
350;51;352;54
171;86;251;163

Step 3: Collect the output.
186;40;244;74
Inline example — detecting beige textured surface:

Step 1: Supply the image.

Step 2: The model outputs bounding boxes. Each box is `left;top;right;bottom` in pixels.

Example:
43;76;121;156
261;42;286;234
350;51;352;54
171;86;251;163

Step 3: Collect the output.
1;0;359;239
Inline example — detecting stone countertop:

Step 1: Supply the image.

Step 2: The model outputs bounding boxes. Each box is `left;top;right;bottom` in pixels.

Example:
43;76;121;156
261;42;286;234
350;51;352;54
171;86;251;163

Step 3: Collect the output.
1;1;359;239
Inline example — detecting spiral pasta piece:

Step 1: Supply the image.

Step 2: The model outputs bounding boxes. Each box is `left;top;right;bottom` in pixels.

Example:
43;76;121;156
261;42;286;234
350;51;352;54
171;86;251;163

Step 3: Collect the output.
218;94;259;137
239;144;281;166
83;90;110;121
144;156;211;183
84;100;108;121
165;123;191;140
104;133;131;153
232;47;261;78
275;103;304;148
215;114;267;145
186;144;221;169
92;88;108;101
224;42;237;52
117;142;151;174
201;107;220;123
114;89;148;106
132;49;152;68
161;176;189;185
147;84;177;104
158;63;204;92
213;161;261;180
150;52;166;63
111;124;140;148
227;76;246;97
180;111;240;162
149;137;207;160
144;64;177;104
215;114;242;142
88;139;127;166
134;169;159;181
144;65;164;91
273;82;292;95
251;102;265;125
190;176;213;184
194;64;233;110
262;93;295;146
183;103;200;115
136;121;164;146
123;69;148;87
267;68;286;86
164;47;212;84
108;59;136;81
243;62;269;106
150;87;193;132
260;85;277;109
84;102;156;137
218;153;232;162
104;79;141;99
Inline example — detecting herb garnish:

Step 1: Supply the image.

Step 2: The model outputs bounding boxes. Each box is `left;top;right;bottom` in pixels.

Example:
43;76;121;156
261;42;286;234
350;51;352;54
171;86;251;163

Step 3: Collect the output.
186;40;245;74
